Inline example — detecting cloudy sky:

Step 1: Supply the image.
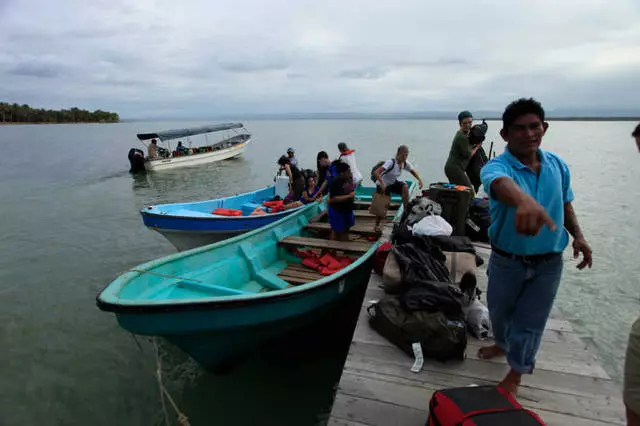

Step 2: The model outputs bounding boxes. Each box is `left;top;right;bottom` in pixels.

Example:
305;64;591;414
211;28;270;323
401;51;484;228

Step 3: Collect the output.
1;0;639;118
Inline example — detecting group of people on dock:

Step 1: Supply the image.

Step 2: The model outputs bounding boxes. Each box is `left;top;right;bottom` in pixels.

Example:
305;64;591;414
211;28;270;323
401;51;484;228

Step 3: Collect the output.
276;143;424;241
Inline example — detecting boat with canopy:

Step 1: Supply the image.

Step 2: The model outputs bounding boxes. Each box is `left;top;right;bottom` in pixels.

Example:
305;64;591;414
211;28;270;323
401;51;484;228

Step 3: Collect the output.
128;123;251;172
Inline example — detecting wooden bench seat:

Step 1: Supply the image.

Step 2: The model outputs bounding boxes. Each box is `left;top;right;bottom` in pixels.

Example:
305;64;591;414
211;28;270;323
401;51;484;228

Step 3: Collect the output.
305;222;380;236
277;264;326;285
279;236;372;253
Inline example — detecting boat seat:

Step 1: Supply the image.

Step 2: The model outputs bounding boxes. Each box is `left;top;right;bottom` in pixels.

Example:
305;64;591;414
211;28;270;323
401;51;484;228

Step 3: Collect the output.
241;202;262;215
279;236;372;253
277;264;325;285
305;222;380;236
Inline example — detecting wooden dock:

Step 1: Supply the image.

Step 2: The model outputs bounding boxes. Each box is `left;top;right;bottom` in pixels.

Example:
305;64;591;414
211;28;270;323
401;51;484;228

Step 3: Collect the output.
328;246;625;426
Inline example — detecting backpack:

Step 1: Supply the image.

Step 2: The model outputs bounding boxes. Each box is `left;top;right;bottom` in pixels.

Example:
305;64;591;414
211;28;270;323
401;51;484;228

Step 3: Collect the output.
427;385;546;426
370;158;396;183
466;198;491;243
368;296;467;362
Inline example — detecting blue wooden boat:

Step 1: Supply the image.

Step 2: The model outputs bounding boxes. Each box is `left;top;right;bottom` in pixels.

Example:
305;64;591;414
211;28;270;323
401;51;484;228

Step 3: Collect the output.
140;182;307;251
141;179;395;251
98;184;413;371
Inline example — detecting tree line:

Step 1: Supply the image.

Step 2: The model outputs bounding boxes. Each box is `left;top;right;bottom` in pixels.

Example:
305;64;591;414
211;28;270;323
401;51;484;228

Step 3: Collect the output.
0;102;119;124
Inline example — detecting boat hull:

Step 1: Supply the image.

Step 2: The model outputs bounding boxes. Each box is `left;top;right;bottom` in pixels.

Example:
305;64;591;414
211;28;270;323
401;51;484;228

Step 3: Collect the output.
146;140;249;171
152;228;246;252
113;256;373;370
141;184;305;251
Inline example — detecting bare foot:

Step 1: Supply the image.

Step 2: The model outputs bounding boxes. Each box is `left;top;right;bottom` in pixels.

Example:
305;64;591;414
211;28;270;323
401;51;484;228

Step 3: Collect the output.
499;369;521;395
477;344;505;360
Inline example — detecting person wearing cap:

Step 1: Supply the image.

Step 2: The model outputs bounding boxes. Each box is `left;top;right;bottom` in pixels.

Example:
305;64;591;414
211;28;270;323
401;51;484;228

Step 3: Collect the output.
286;148;298;167
444;110;483;196
337;142;363;186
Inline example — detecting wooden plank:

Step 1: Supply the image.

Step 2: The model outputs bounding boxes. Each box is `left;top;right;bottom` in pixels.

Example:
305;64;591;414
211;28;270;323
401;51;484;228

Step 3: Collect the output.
336;370;625;424
277;266;324;281
331;394;428;426
279;236;372;253
327;418;371;426
306;222;380;236
345;341;620;397
276;275;312;285
354;210;398;218
354;200;401;209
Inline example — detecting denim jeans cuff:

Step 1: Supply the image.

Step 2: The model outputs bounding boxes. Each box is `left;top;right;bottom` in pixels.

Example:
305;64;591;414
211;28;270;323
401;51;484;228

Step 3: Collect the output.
507;358;535;375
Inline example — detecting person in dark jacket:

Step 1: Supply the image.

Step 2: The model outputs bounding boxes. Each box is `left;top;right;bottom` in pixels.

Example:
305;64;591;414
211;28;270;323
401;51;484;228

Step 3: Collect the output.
444;111;483;196
277;155;305;201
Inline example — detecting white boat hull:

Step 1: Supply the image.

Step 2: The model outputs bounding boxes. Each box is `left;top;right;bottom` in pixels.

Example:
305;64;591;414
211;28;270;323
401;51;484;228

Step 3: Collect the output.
146;140;249;171
153;228;246;251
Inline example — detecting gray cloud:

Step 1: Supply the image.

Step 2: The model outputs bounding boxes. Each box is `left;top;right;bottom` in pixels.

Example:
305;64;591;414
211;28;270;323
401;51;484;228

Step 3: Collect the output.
337;67;388;80
218;59;289;73
8;61;65;78
0;0;638;118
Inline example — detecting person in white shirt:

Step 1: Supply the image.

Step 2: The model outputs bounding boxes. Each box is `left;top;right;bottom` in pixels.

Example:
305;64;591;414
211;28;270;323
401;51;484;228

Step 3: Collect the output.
148;139;159;159
286;148;298;167
337;142;363;186
374;145;424;210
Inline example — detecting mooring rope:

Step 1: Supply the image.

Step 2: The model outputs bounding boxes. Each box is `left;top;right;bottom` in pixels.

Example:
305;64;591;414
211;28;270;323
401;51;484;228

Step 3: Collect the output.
130;334;191;426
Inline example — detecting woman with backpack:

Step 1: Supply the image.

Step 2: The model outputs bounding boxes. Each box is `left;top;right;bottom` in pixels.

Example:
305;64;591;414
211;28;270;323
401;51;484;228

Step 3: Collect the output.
373;145;424;210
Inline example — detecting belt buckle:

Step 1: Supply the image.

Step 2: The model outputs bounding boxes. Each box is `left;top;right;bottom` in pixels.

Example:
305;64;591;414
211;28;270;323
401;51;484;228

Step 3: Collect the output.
520;254;536;264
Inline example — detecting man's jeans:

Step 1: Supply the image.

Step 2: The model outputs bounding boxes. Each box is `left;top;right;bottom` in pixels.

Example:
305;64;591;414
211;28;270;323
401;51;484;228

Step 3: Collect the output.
487;251;563;374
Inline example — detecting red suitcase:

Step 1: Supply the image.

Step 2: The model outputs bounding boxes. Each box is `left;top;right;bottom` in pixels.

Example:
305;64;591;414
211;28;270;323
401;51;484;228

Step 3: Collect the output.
427;386;545;426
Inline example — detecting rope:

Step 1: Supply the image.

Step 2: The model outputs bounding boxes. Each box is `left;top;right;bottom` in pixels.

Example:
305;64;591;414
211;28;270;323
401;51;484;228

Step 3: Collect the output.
130;334;191;426
153;338;191;426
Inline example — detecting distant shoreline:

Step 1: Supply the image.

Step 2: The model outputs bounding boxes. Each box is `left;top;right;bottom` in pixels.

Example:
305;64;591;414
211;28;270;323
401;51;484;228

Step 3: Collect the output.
0;121;120;125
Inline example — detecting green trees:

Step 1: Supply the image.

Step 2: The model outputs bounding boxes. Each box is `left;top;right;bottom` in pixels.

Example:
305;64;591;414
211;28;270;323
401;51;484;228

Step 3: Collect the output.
0;102;119;124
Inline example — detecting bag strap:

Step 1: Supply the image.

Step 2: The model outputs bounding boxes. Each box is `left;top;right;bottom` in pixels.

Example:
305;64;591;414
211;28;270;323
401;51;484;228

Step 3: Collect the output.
457;407;539;426
381;158;396;176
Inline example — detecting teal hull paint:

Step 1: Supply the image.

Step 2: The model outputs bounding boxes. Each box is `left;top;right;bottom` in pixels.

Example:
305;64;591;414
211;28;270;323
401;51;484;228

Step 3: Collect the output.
98;183;414;370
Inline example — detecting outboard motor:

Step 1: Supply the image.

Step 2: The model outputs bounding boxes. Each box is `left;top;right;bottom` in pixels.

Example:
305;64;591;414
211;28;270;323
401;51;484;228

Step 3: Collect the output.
128;148;146;173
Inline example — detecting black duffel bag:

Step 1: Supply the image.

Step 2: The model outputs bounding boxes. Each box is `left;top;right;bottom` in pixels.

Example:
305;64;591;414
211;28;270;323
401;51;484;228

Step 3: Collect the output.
368;296;467;362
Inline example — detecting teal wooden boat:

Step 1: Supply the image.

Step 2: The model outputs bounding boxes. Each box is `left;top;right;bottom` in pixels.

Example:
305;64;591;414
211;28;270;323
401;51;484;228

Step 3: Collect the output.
97;183;413;371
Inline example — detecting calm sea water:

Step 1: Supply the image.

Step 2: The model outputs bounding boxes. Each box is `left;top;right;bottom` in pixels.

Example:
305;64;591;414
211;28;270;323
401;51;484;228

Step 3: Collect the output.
1;119;638;426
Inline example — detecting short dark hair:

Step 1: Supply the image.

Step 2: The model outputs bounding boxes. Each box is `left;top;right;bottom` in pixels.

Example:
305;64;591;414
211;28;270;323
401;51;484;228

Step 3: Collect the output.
338;142;348;152
458;110;472;123
397;145;409;154
632;123;640;138
502;98;545;130
334;161;350;174
277;155;290;166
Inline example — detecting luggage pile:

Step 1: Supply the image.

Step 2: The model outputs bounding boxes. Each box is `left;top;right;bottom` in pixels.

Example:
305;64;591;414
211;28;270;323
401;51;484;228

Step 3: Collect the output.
369;188;492;364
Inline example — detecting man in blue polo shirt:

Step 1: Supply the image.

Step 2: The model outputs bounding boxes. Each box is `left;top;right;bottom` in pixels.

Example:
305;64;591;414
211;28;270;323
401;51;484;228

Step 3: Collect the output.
479;98;593;394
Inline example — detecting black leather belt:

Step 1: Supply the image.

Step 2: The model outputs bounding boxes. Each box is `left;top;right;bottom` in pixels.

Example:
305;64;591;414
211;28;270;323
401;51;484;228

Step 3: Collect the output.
491;245;561;263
